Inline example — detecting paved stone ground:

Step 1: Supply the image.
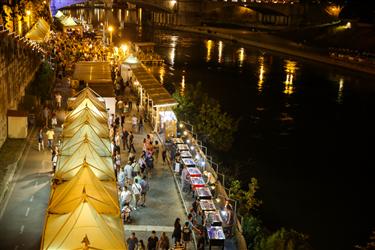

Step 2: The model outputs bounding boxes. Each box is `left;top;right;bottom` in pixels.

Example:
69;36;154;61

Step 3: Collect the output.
118;107;187;247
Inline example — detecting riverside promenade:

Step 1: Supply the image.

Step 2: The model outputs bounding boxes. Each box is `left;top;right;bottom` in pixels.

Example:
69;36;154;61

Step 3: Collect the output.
167;25;375;76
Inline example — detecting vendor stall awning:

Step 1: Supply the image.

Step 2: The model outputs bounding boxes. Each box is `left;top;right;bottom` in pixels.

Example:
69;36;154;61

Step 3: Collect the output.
56;143;114;181
25;18;50;42
72;62;112;84
41;198;126;250
130;63;177;107
68;87;107;112
49;165;119;215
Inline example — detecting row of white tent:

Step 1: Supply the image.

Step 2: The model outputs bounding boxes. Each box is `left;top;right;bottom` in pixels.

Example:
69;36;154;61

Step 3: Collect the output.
40;88;127;249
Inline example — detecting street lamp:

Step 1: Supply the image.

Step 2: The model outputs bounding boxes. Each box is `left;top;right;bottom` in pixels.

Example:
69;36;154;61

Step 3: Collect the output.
26;10;31;29
108;25;113;44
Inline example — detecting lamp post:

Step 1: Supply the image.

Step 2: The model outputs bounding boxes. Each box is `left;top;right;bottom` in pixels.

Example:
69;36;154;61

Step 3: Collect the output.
108;25;113;44
26;10;31;29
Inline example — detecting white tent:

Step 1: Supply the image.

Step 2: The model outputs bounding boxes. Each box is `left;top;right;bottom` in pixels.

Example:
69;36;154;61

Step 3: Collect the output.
25;18;50;42
49;165;119;215
61;125;110;153
68;87;107;111
41;198;126;250
62;117;109;139
56;144;114;181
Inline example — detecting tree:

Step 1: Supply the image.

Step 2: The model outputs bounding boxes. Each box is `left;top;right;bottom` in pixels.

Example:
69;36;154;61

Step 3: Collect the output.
256;228;312;250
173;82;238;151
229;178;262;215
242;215;264;249
355;230;375;250
27;62;54;102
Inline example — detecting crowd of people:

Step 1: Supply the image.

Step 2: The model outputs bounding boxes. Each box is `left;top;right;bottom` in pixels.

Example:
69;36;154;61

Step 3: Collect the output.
47;30;110;79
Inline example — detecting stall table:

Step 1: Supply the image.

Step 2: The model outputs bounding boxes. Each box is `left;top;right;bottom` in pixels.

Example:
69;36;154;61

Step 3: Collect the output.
182;158;196;168
206;226;225;250
190;177;205;190
177;144;190;151
205;211;223;227
199;199;216;212
195;187;212;200
180;150;192;158
187;167;201;177
172;138;184;144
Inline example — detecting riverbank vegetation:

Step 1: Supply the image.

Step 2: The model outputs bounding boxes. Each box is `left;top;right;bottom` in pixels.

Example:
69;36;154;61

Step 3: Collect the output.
173;82;239;152
173;83;313;249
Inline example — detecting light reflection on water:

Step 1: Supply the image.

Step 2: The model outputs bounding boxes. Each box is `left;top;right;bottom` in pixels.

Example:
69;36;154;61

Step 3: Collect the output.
63;9;375;250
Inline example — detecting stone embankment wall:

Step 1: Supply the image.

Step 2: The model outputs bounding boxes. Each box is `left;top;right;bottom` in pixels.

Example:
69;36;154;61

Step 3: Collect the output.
0;29;43;148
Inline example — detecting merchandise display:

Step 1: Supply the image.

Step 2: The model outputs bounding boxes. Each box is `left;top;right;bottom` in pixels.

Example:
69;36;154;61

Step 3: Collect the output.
187;167;202;177
199;199;216;211
195;187;212;200
182;158;196;167
177;144;190;151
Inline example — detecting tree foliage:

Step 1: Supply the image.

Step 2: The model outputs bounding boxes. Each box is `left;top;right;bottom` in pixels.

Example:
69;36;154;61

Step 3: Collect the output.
256;228;312;250
355;230;375;250
27;62;54;102
242;215;264;249
173;82;238;151
229;178;262;215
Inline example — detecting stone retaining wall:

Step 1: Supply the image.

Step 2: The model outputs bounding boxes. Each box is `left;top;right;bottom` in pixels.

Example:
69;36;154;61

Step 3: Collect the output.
0;30;43;148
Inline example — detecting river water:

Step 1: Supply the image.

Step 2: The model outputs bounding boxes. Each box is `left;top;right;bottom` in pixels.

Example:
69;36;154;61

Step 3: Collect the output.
65;8;375;250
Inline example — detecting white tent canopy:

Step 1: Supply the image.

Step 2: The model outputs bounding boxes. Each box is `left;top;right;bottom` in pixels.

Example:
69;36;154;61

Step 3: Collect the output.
61;125;110;153
56;145;114;181
49;165;119;215
41;199;126;250
25;18;50;42
62;118;109;139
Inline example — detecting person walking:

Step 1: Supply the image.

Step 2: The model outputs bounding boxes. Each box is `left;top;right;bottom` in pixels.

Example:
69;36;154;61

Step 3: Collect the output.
172;218;182;246
139;175;149;207
43;106;50;126
127;232;139;250
128;132;136;153
158;232;170;250
147;231;158;250
51;114;58;128
38;128;44;151
124;161;133;186
131;178;142;210
122;127;129;150
162;149;167;166
182;221;192;250
153;141;160;162
46;128;55;149
138;116;143;133
120;186;132;209
137;240;146;250
51;150;58;173
55;93;62;109
132;115;138;133
114;151;121;177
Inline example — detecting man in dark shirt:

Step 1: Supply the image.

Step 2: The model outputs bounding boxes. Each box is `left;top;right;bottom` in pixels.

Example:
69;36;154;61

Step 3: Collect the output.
127;232;138;250
147;230;159;250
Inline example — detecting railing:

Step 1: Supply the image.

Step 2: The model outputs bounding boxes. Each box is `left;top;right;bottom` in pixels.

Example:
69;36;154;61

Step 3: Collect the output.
176;120;248;249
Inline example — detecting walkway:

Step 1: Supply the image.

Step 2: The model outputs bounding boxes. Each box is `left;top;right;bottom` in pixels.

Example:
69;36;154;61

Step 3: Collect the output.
117;105;187;243
0;76;71;250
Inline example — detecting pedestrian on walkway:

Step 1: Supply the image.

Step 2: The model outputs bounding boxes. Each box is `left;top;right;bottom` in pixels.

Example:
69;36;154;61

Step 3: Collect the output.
46;128;55;149
162;149;167;165
38;128;45;151
124;161;133;185
131;179;142;210
138;240;146;250
115;151;121;176
172;218;182;246
128;132;136;153
197;230;205;250
132;115;138;133
109;114;114;127
51;150;58;173
138;116;143;133
147;230;158;250
51;114;57;128
122;127;129;150
115;131;121;148
136;98;140;113
153;141;160;162
127;232;139;250
43;106;50;126
121;112;126;127
118;167;125;188
182;222;192;250
158;232;170;250
55;92;62;109
139;175;149;207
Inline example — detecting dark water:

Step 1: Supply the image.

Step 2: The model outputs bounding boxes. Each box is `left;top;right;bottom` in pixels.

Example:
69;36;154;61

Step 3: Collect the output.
66;8;375;250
